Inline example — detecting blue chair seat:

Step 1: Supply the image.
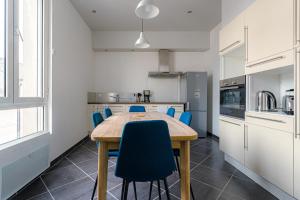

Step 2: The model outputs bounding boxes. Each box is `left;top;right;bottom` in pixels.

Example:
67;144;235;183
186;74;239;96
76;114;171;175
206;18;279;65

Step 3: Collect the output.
129;105;146;112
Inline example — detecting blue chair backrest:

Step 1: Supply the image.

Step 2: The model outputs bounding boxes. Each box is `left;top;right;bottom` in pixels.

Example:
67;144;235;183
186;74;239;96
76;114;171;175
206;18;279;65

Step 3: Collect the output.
179;112;192;126
92;112;104;128
115;120;176;182
166;107;175;117
104;107;112;118
129;105;146;112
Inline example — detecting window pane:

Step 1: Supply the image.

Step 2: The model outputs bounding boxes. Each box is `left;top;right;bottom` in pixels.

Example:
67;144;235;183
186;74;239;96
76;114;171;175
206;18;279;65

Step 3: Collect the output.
19;107;44;138
17;0;43;97
0;109;18;145
0;0;5;97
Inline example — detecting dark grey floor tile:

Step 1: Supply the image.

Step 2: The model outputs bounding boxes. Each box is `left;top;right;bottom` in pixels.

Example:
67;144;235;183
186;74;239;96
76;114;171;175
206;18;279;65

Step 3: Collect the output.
91;166;123;190
159;192;180;200
110;181;159;200
77;158;114;175
191;165;232;189
50;177;95;200
233;170;252;181
41;165;86;190
200;153;236;174
219;192;245;200
169;179;221;200
29;192;53;200
83;140;98;153
66;146;97;164
44;158;73;174
190;152;208;163
9;178;47;200
223;176;277;200
191;144;214;155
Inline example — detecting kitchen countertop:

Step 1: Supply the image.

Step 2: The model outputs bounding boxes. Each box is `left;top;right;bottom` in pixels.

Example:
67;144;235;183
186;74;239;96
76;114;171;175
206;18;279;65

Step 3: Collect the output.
88;102;186;105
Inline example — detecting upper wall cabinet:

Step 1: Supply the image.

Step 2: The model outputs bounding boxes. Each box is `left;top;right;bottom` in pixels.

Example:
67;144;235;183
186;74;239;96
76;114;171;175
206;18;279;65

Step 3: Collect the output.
219;13;245;55
245;0;294;74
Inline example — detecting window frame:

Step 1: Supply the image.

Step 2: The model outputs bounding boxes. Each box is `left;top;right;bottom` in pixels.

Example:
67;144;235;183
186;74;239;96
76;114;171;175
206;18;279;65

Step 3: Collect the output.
0;0;50;145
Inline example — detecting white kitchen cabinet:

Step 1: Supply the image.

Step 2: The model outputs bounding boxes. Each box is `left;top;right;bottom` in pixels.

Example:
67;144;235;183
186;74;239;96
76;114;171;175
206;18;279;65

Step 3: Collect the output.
295;47;300;199
245;114;294;195
219;13;245;55
244;0;294;74
219;116;245;164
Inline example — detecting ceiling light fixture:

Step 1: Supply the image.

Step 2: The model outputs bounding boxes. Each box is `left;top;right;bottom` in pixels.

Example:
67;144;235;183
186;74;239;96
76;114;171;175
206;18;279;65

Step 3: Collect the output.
135;0;159;19
135;19;150;49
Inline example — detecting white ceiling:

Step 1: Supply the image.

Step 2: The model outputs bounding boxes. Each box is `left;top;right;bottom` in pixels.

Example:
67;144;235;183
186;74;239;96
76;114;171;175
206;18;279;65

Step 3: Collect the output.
70;0;222;31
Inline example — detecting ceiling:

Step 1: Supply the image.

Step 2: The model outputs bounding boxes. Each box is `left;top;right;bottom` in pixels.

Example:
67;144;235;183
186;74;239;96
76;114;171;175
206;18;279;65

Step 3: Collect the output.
70;0;222;31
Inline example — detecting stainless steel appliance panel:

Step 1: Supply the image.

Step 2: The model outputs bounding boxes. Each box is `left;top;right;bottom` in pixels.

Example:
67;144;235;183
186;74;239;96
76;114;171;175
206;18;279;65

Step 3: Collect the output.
187;72;208;111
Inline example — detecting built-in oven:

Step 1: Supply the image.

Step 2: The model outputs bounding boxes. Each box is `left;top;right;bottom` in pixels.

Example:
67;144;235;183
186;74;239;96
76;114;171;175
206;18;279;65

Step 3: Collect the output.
220;76;246;119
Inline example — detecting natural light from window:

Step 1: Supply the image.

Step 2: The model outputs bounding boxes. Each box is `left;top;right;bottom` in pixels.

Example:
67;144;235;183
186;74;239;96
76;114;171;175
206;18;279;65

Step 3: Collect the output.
0;0;5;97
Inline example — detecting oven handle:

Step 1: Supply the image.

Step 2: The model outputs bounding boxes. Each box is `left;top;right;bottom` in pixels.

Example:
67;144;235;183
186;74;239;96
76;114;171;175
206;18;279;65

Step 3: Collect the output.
220;86;241;91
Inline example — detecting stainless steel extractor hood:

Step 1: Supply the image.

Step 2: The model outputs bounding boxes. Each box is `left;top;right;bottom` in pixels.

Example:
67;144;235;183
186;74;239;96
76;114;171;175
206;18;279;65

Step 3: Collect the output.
148;50;183;78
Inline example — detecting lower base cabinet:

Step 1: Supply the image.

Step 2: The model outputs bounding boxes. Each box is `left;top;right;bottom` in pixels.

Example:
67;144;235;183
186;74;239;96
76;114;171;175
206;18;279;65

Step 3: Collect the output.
219;117;245;165
245;123;293;195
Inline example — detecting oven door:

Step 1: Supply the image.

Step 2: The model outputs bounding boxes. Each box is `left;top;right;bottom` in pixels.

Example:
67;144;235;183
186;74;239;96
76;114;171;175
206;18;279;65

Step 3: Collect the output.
220;85;246;119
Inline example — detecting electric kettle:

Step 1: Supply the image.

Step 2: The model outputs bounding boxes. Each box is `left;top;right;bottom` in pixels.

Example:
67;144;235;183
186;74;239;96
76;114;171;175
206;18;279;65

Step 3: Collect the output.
256;91;277;112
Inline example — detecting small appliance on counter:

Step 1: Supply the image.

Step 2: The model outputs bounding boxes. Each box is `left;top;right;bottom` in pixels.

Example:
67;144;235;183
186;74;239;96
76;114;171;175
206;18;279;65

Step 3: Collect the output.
282;89;294;115
134;93;143;102
256;91;277;112
143;90;151;103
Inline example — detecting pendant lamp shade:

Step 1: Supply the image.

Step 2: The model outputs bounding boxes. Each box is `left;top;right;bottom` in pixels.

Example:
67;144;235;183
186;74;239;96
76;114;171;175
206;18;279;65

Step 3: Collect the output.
135;0;159;19
135;32;150;48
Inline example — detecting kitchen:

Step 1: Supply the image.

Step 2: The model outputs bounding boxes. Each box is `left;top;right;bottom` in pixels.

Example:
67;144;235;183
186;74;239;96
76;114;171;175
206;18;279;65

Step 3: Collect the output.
0;0;299;200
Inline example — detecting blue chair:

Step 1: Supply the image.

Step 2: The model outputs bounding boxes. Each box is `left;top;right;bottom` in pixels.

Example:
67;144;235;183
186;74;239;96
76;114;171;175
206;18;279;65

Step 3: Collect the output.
115;120;176;200
129;105;146;112
179;112;192;126
104;107;113;118
91;112;125;199
166;107;175;118
174;112;195;200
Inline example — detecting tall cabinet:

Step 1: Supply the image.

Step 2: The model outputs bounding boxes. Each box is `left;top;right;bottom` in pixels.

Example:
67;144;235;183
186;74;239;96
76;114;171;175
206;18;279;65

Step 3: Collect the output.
295;48;300;199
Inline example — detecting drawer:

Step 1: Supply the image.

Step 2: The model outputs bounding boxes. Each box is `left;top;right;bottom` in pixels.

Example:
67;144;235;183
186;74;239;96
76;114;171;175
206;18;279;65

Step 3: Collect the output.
245;112;294;133
169;105;184;112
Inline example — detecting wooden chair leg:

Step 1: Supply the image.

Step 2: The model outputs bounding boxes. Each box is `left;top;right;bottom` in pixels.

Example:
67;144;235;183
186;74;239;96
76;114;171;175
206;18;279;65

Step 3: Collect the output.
133;181;138;200
163;179;171;200
157;180;162;200
91;176;98;200
148;181;153;200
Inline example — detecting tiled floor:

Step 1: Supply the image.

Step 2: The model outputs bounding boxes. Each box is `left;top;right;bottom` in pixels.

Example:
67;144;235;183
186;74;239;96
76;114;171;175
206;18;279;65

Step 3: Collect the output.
9;137;277;200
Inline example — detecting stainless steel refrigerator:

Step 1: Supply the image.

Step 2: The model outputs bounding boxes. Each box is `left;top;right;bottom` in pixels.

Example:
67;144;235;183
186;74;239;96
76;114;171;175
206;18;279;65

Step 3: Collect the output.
180;72;207;137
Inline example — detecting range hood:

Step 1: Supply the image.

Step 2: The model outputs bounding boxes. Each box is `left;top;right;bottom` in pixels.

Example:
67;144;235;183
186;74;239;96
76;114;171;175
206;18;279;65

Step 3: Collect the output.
148;50;183;78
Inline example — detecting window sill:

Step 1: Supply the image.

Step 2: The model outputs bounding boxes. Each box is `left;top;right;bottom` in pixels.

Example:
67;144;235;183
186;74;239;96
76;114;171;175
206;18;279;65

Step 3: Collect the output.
0;131;50;151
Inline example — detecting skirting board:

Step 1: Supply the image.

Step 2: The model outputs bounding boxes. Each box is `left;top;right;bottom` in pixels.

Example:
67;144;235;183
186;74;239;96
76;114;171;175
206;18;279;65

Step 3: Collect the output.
224;154;296;200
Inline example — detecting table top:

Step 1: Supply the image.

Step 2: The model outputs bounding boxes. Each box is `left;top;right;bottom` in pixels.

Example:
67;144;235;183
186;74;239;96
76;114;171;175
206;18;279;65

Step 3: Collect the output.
91;112;198;142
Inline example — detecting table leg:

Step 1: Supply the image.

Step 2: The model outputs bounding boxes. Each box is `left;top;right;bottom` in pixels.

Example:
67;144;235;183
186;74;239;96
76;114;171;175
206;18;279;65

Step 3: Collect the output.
98;142;108;200
180;141;190;200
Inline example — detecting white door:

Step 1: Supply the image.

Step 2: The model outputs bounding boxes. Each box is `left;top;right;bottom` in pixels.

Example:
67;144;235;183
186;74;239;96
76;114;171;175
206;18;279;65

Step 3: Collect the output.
295;138;300;199
219;117;245;164
245;0;294;64
245;123;293;195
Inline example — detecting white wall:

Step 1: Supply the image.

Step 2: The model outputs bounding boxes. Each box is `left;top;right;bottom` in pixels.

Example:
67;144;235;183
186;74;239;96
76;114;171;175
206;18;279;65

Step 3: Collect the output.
222;0;255;25
50;0;94;161
93;31;210;51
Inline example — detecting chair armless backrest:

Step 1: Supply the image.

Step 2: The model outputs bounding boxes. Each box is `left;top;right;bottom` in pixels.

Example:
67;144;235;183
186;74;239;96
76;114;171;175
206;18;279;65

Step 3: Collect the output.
92;112;104;128
166;107;175;118
104;107;113;118
129;106;146;112
115;120;176;182
179;112;192;126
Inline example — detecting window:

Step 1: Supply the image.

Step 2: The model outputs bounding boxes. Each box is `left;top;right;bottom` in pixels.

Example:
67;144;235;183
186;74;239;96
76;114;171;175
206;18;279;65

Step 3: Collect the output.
0;0;48;146
0;0;5;98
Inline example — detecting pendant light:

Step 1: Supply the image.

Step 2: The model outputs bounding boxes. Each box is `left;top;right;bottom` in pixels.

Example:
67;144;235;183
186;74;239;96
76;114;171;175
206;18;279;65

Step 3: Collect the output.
135;0;159;19
135;20;150;48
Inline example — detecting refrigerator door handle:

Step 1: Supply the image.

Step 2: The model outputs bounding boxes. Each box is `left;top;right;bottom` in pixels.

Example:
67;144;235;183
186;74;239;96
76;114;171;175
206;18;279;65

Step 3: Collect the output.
186;102;190;111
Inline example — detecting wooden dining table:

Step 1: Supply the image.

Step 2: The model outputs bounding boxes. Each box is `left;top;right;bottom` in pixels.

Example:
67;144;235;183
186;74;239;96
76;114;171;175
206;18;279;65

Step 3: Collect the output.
91;112;198;200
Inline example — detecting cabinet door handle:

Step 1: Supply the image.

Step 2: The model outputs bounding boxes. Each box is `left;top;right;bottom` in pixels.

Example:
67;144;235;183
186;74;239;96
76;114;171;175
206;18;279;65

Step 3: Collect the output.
245;56;285;68
220;119;242;126
244;125;248;150
245;26;248;62
246;115;286;124
219;41;241;53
